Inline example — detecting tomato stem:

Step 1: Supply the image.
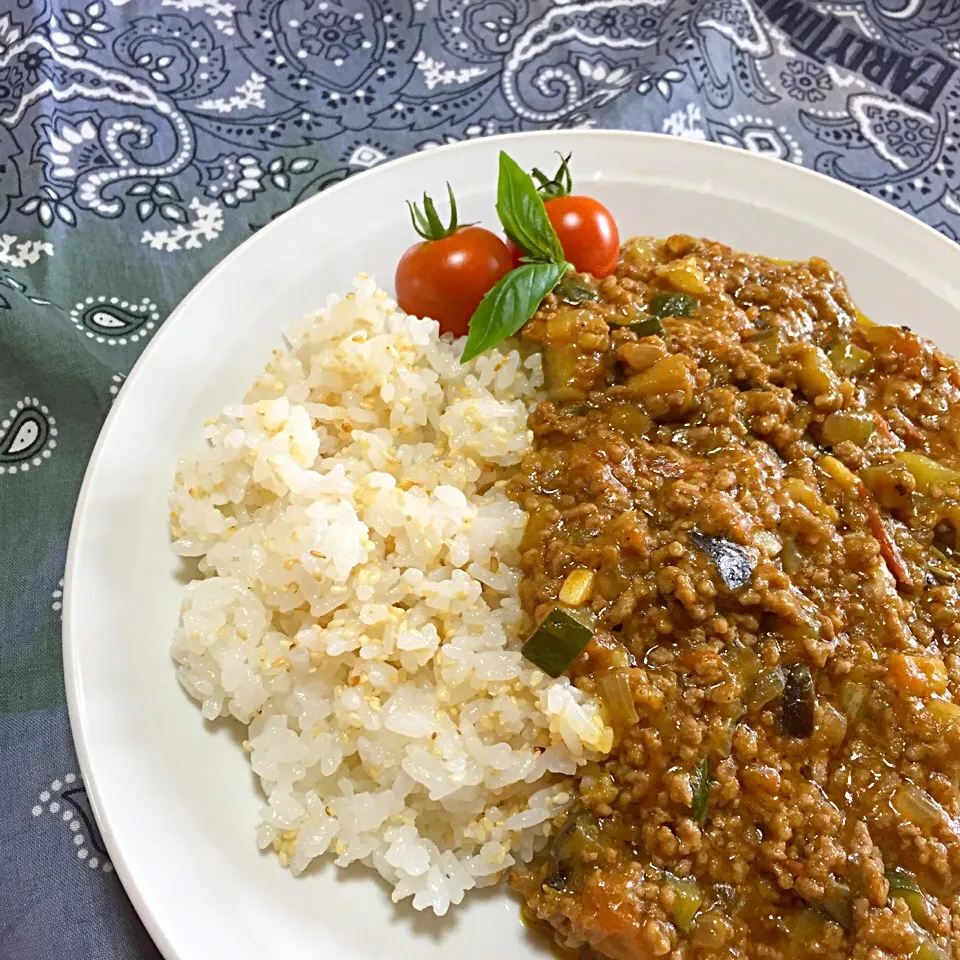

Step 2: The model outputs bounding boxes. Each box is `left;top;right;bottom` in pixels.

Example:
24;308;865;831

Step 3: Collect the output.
407;182;462;241
531;152;573;200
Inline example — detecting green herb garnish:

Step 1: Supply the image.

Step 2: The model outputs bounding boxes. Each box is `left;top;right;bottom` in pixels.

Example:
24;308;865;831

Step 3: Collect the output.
460;261;568;363
460;151;572;363
520;606;595;678
649;292;699;319
691;757;711;824
495;151;565;264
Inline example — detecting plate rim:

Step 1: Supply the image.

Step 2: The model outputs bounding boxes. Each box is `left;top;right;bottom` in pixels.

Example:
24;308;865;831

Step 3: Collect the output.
62;128;960;960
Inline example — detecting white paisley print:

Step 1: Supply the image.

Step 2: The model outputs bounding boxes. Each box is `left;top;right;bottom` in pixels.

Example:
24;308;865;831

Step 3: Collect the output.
4;2;960;959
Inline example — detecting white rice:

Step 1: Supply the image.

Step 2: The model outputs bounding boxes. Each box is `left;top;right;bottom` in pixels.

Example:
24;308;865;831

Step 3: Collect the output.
170;276;612;915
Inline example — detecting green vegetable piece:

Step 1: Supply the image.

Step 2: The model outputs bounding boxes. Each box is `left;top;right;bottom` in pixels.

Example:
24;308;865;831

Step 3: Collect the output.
495;151;565;264
886;867;930;925
461;261;568;364
521;606;595;678
628;314;665;337
822;880;853;928
886;866;921;894
913;938;948;960
691;757;711;824
607;309;664;336
555;276;599;305
649;292;699;319
666;875;702;934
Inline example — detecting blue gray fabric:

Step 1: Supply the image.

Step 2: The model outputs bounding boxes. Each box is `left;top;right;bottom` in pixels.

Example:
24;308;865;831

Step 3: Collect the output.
1;1;958;955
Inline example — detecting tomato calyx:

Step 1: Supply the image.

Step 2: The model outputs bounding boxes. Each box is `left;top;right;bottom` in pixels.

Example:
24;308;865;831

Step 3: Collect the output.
531;152;573;201
406;182;475;241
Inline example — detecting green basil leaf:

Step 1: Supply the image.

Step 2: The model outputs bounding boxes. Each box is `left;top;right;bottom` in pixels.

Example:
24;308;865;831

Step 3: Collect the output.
496;151;565;263
461;261;568;364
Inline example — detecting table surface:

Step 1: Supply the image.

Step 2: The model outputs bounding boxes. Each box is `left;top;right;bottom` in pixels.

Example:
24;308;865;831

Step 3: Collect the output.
2;1;959;956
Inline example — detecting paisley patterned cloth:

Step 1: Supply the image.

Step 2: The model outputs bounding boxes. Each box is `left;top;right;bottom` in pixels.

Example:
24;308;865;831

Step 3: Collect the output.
2;0;960;955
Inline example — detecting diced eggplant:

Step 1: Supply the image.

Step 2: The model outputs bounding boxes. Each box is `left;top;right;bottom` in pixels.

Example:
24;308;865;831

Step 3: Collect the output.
690;530;755;590
780;664;816;738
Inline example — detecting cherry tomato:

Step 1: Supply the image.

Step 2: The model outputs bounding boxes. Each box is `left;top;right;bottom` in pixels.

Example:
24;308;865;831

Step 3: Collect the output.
545;196;620;277
507;196;620;278
395;184;513;337
396;227;513;337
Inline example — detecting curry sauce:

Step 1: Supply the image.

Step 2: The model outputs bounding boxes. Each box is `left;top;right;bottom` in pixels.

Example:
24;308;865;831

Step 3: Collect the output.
510;236;960;960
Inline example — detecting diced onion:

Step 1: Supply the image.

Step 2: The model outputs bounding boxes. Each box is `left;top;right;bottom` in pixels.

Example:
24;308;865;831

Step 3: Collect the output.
894;784;946;828
597;670;638;726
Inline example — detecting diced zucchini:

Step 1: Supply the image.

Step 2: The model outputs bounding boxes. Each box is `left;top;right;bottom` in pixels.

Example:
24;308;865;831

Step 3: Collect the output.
608;305;666;338
886;867;931;926
822;410;875;447
667;875;703;934
628;314;665;337
521;607;595;678
554;276;599;305
649;291;699;318
913;938;948;960
822;880;852;928
828;339;871;376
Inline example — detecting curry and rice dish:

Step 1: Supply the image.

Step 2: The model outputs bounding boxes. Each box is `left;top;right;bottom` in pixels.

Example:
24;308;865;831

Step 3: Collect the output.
169;153;960;959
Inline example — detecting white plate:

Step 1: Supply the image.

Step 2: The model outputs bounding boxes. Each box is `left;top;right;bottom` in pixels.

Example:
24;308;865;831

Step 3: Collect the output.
65;130;960;960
